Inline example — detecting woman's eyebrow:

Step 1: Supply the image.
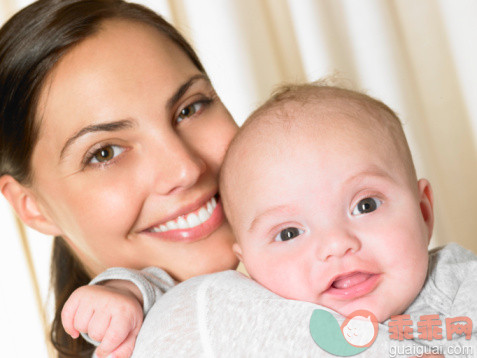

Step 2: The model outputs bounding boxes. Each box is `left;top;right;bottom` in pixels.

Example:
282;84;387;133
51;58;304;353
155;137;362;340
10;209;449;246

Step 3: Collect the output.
59;74;208;161
166;74;210;111
60;119;135;161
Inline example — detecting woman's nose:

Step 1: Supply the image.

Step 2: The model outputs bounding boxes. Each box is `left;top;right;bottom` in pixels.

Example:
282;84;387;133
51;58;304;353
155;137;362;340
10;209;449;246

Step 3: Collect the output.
149;136;207;195
314;227;361;262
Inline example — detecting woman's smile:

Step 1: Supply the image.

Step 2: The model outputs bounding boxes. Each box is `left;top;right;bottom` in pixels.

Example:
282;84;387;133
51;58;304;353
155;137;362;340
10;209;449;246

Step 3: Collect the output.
27;19;239;278
144;194;226;242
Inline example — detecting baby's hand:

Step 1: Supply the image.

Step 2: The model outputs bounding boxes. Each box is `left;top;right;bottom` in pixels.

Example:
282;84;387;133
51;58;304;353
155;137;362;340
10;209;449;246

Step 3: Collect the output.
62;280;144;358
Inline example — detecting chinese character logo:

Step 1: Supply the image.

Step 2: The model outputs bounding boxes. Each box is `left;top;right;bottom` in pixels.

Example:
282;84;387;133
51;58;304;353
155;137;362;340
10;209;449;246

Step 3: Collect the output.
310;309;378;356
388;314;473;341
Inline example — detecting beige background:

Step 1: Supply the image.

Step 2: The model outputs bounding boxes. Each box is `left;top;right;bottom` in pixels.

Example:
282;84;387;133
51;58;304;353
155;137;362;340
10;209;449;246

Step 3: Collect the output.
0;0;476;356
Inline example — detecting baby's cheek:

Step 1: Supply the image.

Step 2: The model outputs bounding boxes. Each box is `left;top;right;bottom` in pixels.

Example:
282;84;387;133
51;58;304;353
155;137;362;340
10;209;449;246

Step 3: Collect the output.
244;255;280;291
257;257;309;300
245;255;278;285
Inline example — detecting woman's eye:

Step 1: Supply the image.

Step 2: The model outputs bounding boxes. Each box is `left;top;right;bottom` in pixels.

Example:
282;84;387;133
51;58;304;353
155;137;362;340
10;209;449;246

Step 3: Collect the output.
176;102;204;124
351;197;382;215
274;227;304;242
89;145;124;164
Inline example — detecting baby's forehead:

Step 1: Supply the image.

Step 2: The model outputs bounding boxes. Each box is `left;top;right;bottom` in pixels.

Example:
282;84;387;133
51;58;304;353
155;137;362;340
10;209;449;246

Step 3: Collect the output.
221;86;414;196
224;97;395;185
246;97;393;142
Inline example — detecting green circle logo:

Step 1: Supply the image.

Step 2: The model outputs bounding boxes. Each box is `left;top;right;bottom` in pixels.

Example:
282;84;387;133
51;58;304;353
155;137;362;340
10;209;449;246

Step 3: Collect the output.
309;309;378;356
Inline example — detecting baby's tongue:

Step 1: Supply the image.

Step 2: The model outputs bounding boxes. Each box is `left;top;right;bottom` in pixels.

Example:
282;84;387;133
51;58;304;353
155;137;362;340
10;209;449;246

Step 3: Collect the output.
332;272;371;289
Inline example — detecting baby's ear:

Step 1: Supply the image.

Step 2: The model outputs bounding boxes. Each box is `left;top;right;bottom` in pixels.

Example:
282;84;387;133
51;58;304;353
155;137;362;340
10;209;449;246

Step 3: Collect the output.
232;242;243;261
0;175;62;236
417;178;434;242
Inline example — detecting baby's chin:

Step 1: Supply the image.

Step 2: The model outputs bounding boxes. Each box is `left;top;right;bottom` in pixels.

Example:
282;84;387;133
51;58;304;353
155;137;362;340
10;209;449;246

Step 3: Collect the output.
332;302;396;324
364;304;411;323
374;310;394;323
328;290;419;324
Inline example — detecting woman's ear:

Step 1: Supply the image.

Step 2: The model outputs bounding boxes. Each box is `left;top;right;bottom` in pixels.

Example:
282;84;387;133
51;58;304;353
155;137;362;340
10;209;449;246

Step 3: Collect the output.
0;175;62;236
417;178;434;243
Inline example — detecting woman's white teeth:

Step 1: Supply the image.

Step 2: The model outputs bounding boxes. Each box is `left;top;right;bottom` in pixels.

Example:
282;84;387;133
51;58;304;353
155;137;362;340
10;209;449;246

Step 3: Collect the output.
150;197;217;233
187;213;201;227
177;216;188;229
198;208;209;221
209;197;217;213
166;221;178;230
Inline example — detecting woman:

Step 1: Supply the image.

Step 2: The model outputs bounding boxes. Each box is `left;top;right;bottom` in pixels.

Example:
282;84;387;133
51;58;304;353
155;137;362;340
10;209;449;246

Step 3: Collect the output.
0;0;238;356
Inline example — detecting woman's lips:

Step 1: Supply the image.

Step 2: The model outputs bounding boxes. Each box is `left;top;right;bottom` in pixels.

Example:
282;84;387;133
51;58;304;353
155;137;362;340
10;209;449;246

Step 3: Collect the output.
148;196;218;233
144;196;225;242
324;272;381;299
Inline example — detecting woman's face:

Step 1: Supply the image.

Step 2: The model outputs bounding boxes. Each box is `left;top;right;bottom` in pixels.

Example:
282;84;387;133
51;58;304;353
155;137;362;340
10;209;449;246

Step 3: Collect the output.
30;19;239;280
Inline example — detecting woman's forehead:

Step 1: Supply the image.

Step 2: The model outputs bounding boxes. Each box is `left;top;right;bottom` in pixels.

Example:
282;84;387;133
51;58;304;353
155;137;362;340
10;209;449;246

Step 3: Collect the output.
40;19;192;99
29;19;205;181
35;19;198;137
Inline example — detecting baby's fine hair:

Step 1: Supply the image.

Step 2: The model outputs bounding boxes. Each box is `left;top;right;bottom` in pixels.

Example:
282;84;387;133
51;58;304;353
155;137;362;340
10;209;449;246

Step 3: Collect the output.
246;79;403;134
221;80;418;201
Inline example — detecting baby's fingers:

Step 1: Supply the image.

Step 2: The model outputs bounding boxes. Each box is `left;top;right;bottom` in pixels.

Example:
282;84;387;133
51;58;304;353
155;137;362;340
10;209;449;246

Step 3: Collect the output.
109;329;139;358
61;294;83;339
87;310;113;343
72;304;95;338
94;315;140;358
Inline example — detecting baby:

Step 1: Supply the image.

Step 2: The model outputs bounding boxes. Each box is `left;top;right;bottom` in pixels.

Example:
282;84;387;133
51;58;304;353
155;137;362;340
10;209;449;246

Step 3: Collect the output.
220;82;432;324
63;82;476;357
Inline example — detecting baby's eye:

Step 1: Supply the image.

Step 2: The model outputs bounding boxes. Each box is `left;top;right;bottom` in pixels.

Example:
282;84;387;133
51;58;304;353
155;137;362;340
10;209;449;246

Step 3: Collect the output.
176;102;204;124
351;197;382;215
274;227;304;242
89;145;124;164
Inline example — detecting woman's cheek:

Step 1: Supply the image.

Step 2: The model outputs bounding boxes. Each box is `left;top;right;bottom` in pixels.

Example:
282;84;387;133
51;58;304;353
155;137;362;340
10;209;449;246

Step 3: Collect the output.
73;180;139;236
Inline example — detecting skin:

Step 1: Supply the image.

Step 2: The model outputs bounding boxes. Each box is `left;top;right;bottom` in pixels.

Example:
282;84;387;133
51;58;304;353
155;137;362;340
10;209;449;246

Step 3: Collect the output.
1;19;239;280
227;100;434;323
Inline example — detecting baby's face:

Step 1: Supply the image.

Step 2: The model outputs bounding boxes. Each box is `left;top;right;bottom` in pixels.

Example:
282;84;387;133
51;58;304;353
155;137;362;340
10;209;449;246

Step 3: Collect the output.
228;102;433;322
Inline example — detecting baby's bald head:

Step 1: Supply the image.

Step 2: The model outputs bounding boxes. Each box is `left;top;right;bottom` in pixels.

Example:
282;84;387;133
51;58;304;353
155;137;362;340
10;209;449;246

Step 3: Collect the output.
220;83;417;235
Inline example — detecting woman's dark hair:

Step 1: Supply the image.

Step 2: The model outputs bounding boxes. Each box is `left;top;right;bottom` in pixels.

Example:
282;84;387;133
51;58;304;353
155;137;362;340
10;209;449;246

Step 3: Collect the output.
0;0;205;356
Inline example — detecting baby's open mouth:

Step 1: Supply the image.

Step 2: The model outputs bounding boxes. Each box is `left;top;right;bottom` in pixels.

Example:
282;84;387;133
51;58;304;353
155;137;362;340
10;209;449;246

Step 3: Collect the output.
331;272;373;289
325;271;380;299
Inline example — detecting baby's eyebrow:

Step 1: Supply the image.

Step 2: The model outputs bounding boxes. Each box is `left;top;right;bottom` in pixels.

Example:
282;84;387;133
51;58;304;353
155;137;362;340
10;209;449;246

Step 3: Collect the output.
344;167;394;185
248;204;293;233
